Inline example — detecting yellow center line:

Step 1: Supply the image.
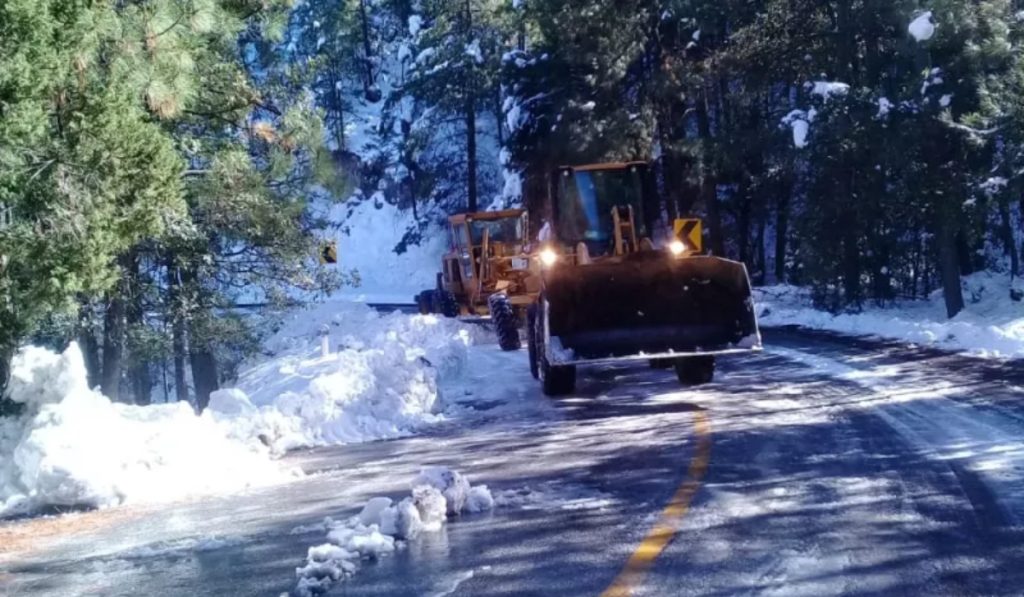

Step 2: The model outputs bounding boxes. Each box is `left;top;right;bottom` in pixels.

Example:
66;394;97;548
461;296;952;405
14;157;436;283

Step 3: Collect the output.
601;410;712;597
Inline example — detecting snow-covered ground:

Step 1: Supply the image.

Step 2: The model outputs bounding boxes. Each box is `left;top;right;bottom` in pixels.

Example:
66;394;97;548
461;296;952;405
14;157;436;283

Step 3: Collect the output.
756;271;1024;359
0;302;479;519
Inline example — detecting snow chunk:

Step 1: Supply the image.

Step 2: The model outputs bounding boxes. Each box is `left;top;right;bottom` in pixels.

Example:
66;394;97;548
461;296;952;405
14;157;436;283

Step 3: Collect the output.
466;485;495;513
940;94;952;107
408;15;423;36
808;81;850;100
465;39;483;64
8;344;90;406
909;11;936;42
415;466;470;515
412;485;448;530
782;109;815;149
207;388;255;415
379;497;422;539
877;97;893;118
294;468;493;595
358;497;393;526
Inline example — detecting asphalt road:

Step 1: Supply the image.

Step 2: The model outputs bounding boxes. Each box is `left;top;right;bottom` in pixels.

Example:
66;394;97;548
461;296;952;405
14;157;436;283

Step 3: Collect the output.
2;327;1024;596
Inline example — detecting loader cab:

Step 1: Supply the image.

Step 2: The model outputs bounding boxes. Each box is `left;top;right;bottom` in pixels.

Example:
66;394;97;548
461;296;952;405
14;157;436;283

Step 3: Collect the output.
553;162;655;258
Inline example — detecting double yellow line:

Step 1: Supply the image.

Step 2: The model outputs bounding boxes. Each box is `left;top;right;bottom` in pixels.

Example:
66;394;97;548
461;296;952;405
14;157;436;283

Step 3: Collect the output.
601;410;712;597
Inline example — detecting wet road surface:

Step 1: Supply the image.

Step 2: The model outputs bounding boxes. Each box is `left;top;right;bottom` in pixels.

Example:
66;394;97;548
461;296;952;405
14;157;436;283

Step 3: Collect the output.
2;328;1024;596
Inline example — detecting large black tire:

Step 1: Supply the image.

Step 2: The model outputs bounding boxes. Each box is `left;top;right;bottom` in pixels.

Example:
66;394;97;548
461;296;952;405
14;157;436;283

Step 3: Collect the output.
415;290;433;315
526;304;539;379
532;301;576;395
488;294;521;351
432;289;459;318
674;356;715;386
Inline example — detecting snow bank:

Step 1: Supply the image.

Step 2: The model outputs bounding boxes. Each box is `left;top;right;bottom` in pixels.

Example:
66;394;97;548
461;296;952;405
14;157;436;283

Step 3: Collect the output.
0;344;292;518
210;301;475;454
0;303;477;518
756;271;1024;359
294;467;493;596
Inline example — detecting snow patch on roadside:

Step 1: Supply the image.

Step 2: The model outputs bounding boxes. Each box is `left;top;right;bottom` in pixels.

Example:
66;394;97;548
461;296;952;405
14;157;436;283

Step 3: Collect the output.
756;272;1024;359
294;467;493;596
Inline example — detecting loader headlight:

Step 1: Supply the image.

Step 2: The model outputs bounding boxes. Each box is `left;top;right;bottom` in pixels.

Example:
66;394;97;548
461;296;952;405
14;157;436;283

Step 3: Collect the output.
669;240;687;256
539;247;559;267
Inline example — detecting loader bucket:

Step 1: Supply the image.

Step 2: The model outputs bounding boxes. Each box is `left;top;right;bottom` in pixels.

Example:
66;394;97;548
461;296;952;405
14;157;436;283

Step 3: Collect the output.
543;255;761;364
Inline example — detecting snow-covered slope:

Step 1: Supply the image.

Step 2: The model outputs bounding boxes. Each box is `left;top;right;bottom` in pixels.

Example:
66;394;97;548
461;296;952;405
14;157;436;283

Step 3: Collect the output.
325;196;448;304
757;271;1024;358
0;303;477;518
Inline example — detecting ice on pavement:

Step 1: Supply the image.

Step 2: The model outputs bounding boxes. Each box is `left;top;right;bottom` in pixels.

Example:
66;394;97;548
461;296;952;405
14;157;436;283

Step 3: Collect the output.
295;467;494;596
1;302;477;518
773;345;1024;526
757;271;1024;359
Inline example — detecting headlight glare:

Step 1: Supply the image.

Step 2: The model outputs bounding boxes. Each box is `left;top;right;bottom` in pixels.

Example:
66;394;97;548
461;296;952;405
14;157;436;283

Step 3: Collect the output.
539;248;559;267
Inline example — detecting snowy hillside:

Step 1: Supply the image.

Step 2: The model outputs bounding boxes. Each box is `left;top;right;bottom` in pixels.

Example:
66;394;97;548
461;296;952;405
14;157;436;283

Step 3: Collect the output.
324;197;448;304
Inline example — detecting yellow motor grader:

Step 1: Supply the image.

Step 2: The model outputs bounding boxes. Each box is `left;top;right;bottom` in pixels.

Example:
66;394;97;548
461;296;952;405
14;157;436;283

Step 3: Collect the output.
525;161;762;395
416;209;541;350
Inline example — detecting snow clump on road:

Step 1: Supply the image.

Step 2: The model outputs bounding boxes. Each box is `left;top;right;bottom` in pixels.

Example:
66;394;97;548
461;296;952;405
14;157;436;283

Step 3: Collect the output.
294;466;493;596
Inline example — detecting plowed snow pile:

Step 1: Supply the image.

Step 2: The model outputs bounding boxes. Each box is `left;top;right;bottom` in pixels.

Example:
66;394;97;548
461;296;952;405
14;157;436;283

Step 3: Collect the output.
757;271;1024;358
210;301;476;454
0;302;475;517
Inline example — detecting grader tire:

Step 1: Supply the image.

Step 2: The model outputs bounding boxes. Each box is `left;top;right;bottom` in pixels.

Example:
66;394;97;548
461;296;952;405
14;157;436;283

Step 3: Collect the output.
432;289;459;318
489;294;521;351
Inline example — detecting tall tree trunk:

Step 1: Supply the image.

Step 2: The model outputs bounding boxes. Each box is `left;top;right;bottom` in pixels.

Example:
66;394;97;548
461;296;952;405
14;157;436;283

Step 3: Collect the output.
774;182;790;284
998;196;1019;277
695;84;723;256
100;259;129;401
167;253;189;403
358;0;378;100
936;210;965;318
178;263;219;411
126;252;151;406
189;345;219;413
0;343;12;403
464;0;478;212
78;301;102;389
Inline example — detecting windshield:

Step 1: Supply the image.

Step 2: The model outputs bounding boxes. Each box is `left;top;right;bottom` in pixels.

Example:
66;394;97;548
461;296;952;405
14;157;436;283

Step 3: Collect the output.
470;217;524;245
556;167;647;250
